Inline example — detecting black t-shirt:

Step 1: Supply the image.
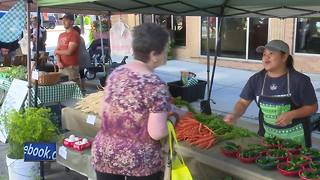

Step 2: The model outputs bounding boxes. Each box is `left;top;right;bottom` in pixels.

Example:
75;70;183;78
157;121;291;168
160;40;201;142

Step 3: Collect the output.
240;69;317;107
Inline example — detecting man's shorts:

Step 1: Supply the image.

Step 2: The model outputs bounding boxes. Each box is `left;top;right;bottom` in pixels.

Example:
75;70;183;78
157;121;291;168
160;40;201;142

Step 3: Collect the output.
59;65;81;86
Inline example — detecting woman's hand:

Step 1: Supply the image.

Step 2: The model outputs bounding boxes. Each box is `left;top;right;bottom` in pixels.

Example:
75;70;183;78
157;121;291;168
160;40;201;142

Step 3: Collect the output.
276;112;294;127
170;105;188;120
224;114;235;125
224;98;251;125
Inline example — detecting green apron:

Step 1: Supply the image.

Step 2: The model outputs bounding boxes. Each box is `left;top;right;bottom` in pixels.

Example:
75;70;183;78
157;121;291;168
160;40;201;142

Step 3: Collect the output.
257;71;312;147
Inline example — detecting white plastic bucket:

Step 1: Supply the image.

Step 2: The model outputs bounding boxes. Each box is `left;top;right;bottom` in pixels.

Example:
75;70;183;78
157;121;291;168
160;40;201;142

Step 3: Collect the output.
6;155;40;180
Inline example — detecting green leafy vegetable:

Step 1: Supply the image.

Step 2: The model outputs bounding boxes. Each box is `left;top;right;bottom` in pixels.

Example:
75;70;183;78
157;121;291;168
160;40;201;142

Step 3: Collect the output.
288;154;309;165
301;148;320;159
264;137;283;146
0;66;26;80
1;107;60;159
248;144;267;151
256;156;279;165
173;97;255;140
282;139;301;149
239;149;260;158
311;161;320;170
223;142;240;151
280;162;300;171
301;170;320;179
268;149;287;158
193;113;255;140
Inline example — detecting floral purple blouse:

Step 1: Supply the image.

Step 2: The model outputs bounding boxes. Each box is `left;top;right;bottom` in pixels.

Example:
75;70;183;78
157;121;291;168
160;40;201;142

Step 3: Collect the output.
91;67;171;176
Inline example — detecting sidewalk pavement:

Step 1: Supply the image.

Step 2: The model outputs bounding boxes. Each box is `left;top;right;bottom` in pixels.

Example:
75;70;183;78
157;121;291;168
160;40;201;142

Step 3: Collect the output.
84;58;320;122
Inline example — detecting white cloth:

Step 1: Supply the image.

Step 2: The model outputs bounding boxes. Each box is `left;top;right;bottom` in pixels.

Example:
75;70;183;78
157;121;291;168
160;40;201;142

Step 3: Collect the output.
110;19;132;57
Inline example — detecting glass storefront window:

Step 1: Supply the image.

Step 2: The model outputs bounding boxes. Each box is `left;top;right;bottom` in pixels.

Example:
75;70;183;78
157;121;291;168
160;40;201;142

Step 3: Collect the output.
200;17;216;55
154;15;172;29
220;18;247;59
201;17;268;60
141;14;152;23
296;18;320;54
248;18;269;60
151;15;186;46
172;16;186;46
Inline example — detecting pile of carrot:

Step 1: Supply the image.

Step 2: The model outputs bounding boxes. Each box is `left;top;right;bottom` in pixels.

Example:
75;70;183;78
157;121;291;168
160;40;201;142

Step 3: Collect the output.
175;113;216;149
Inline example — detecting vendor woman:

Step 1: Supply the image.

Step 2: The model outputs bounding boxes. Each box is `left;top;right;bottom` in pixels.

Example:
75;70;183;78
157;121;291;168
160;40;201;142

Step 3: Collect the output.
224;40;318;147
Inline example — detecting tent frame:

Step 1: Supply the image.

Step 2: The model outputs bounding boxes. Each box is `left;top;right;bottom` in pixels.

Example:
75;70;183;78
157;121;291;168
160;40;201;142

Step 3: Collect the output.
30;0;320;178
35;0;320;115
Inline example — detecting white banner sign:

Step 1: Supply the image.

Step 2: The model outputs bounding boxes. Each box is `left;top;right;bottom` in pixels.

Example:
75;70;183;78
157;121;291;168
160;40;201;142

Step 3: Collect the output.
0;79;28;143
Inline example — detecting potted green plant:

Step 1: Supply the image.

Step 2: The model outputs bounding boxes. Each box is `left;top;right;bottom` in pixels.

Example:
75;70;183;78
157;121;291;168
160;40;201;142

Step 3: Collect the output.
1;107;59;180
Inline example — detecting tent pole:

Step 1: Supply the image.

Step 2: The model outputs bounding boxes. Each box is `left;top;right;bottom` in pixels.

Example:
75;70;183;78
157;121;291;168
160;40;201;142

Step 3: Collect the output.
208;16;223;99
36;7;45;180
200;9;224;114
80;15;84;34
206;16;210;95
34;7;41;107
98;16;106;72
26;0;32;107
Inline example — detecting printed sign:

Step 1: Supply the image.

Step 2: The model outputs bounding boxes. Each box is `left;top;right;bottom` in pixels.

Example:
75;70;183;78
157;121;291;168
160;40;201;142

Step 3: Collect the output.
86;114;96;125
32;70;39;80
0;79;28;143
58;146;67;160
1;79;28;113
24;143;56;161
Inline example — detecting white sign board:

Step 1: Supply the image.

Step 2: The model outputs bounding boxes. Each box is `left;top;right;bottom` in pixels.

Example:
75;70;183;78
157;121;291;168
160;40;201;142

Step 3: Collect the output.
0;79;28;143
86;114;96;125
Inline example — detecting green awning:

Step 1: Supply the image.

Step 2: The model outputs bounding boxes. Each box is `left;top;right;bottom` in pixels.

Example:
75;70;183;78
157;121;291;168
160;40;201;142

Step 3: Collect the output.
37;0;320;18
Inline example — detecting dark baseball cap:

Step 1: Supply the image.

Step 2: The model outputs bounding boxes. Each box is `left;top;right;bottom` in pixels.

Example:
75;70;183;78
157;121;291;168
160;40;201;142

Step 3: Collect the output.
59;13;75;21
256;40;290;54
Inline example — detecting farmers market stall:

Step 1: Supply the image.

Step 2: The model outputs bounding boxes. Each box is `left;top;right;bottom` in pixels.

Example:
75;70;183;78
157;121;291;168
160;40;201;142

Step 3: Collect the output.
56;131;96;180
58;107;303;180
35;1;320;179
55;96;320;180
0;79;83;106
37;0;320;114
0;66;83;106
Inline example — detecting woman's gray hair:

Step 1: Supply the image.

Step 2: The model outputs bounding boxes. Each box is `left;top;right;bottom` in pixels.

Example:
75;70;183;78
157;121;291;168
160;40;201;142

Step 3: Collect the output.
132;23;169;62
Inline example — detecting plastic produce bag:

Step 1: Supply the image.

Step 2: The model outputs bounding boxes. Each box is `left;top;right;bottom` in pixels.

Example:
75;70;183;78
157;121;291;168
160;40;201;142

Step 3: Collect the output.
110;19;132;57
167;122;193;180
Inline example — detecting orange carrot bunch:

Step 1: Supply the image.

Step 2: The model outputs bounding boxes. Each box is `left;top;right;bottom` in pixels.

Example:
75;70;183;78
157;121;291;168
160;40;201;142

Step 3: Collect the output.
175;113;216;149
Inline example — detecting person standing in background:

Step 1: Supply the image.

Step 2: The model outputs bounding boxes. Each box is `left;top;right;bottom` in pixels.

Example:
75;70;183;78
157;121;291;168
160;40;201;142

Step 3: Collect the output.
30;16;47;58
0;38;20;65
73;25;90;92
54;13;81;86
